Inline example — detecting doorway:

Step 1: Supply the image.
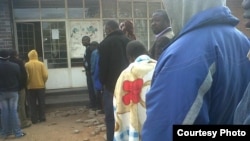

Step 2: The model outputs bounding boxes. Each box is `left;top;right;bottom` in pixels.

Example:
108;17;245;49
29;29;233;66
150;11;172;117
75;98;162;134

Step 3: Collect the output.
16;22;42;62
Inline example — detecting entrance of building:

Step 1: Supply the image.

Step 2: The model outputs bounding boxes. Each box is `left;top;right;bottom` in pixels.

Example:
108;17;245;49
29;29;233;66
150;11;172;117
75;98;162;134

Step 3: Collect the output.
16;22;42;62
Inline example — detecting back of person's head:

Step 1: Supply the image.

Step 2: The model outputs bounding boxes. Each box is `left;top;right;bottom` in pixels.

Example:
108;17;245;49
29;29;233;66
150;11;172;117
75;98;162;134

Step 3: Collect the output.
105;20;119;36
0;48;10;60
9;49;18;58
126;40;148;62
28;49;38;60
120;20;136;40
90;41;99;51
163;0;226;35
82;36;90;46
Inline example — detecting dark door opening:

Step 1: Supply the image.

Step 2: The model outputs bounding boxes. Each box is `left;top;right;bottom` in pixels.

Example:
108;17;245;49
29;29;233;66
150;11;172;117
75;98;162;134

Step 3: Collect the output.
16;22;43;62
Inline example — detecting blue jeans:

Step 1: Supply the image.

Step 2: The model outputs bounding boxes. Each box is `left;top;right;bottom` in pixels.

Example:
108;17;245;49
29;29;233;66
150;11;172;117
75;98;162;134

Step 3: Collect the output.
103;89;114;141
0;91;23;137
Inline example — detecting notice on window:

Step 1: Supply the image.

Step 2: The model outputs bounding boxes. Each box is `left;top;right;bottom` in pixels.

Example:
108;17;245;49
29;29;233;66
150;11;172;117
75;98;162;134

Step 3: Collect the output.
52;29;59;39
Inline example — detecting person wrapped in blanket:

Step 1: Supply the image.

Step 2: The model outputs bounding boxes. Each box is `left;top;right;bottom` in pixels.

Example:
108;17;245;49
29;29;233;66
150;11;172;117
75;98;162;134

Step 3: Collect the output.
113;40;157;141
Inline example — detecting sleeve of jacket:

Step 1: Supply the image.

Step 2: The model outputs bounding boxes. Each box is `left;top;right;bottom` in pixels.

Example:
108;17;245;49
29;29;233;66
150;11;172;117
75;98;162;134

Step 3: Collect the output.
98;42;108;85
20;61;27;89
24;63;30;85
142;48;212;141
42;63;48;83
90;50;96;75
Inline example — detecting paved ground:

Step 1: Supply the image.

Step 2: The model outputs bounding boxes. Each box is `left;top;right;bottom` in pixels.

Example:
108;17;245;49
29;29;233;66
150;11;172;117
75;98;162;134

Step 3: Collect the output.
2;105;106;141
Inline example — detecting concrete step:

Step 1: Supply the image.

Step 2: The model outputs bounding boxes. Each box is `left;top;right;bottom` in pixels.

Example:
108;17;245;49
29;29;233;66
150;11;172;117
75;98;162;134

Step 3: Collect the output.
45;87;89;108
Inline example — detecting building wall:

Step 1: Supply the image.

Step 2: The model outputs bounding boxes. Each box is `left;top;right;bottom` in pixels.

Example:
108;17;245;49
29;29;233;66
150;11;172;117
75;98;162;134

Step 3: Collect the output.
0;0;14;49
228;0;250;37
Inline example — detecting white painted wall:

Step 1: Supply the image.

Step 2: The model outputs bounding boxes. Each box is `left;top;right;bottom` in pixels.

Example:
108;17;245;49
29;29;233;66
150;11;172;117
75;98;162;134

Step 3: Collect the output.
45;68;87;90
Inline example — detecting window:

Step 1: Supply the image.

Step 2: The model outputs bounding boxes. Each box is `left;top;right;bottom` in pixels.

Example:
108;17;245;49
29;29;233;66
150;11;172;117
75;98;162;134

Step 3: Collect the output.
41;0;65;19
68;0;84;19
102;0;117;18
118;1;132;18
85;0;100;18
42;22;68;68
13;0;40;19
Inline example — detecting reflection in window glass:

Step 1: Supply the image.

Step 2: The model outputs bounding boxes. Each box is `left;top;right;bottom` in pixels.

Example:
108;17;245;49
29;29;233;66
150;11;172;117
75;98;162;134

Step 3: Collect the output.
41;0;65;19
13;0;40;19
68;0;83;19
118;1;132;18
148;2;162;17
134;19;148;49
85;0;100;18
102;0;117;18
133;2;147;18
42;22;68;68
14;9;40;20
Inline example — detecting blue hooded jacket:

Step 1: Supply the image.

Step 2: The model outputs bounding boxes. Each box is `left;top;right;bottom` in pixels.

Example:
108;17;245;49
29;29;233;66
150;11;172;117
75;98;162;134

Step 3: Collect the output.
142;2;250;141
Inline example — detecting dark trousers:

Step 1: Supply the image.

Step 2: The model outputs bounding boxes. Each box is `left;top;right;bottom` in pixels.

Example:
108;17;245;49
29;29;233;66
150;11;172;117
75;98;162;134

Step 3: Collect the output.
96;90;103;110
103;89;114;141
86;71;96;108
27;88;46;123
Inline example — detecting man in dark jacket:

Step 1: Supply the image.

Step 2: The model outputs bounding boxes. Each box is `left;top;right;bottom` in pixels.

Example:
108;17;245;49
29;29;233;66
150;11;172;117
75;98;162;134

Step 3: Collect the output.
0;49;26;138
9;49;32;129
98;20;130;141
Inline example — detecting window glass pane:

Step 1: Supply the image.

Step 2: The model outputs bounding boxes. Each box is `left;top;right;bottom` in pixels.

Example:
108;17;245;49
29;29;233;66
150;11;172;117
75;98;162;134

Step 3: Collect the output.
148;2;162;18
134;19;148;49
41;0;65;19
69;20;102;67
85;0;100;18
102;0;117;18
118;2;132;18
42;22;68;68
13;0;39;8
13;0;40;19
134;2;147;18
68;0;83;19
71;58;83;67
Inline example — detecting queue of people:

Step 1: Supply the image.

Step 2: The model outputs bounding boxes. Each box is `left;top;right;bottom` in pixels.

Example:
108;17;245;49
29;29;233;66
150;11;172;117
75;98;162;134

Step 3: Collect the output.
1;0;250;140
0;49;48;139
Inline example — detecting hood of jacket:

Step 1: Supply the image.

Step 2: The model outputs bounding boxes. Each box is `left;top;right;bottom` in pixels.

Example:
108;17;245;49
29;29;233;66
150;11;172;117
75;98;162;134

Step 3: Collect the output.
163;0;226;36
28;50;38;60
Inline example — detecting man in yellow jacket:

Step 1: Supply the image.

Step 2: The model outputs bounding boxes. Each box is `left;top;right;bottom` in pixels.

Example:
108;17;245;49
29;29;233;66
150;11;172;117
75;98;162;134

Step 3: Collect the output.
25;50;48;124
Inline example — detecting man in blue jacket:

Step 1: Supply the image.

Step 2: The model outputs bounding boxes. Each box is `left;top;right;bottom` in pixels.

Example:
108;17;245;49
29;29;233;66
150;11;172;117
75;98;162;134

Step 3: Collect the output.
142;0;250;141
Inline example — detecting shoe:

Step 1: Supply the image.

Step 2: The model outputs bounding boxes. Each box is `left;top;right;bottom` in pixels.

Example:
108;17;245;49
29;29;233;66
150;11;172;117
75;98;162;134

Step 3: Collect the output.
21;121;32;129
32;121;38;124
15;132;26;138
39;119;46;122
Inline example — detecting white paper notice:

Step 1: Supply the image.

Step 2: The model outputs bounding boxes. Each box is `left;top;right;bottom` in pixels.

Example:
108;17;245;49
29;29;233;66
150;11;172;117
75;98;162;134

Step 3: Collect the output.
52;29;59;39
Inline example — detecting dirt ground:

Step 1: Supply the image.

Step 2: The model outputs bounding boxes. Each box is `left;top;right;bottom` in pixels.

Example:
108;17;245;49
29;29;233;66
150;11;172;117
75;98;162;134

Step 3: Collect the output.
2;106;106;141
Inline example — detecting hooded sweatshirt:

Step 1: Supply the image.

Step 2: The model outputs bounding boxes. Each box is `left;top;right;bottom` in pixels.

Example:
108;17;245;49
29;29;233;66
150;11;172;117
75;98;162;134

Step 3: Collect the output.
25;50;48;89
142;0;250;141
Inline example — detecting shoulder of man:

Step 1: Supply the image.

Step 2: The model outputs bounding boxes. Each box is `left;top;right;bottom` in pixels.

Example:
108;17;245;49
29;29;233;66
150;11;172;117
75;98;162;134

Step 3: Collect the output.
162;29;174;39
